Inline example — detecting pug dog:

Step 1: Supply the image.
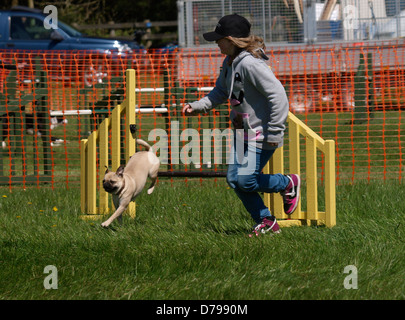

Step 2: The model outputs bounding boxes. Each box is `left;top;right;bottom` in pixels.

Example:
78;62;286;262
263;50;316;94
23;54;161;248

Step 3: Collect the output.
101;139;160;228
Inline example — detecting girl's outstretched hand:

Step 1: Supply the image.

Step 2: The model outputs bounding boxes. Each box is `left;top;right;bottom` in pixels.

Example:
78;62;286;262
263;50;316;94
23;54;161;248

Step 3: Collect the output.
182;104;196;116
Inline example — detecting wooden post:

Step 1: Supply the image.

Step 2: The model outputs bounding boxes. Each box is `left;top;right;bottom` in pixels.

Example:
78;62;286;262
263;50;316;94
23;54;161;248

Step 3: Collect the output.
125;69;136;218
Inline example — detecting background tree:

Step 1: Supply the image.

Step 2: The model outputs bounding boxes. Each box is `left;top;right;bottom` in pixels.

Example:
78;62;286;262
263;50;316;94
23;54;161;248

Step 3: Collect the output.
0;0;178;24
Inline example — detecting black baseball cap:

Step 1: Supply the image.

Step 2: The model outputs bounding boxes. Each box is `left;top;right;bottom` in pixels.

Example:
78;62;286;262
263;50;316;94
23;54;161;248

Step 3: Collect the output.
203;14;251;41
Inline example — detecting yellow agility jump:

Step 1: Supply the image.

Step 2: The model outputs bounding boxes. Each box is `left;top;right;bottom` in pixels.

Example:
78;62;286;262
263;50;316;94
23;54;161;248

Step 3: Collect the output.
265;112;336;227
81;69;136;219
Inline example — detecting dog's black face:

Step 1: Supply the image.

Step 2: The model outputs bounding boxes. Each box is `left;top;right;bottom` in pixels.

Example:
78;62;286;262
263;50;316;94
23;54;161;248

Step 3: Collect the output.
103;165;125;194
102;177;120;193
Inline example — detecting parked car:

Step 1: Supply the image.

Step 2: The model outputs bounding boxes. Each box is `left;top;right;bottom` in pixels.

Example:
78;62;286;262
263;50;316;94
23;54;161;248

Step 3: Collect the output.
0;6;145;86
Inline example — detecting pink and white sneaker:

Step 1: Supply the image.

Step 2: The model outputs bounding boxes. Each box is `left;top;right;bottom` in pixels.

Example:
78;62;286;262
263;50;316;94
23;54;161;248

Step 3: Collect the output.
249;217;281;237
281;174;301;215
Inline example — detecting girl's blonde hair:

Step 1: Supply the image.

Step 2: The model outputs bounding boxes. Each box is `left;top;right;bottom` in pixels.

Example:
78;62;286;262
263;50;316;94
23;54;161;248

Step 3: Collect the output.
227;35;266;59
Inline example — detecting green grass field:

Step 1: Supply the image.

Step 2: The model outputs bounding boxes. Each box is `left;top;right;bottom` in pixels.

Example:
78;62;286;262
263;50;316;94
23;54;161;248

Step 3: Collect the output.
1;179;404;300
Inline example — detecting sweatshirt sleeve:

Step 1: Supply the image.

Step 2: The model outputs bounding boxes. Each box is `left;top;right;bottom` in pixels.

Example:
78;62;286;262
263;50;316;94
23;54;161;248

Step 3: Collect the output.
188;61;229;113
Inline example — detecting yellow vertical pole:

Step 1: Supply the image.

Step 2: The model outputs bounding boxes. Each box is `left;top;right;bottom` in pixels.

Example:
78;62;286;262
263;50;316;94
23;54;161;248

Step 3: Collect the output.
306;135;318;222
99;118;109;214
87;131;97;214
287;114;303;220
111;105;122;172
125;69;136;218
325;140;336;227
80;139;88;214
263;162;271;211
269;146;285;219
125;69;136;160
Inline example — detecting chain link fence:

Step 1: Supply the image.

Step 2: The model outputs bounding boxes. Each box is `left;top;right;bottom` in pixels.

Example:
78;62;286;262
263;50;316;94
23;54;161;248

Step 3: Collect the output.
177;0;405;47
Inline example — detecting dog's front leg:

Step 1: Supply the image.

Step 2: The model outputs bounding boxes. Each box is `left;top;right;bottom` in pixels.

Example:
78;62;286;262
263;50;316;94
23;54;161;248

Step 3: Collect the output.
101;198;130;228
112;195;123;225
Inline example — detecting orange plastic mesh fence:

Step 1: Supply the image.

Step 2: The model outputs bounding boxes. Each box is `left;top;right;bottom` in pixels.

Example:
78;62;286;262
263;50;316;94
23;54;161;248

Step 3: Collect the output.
1;40;405;189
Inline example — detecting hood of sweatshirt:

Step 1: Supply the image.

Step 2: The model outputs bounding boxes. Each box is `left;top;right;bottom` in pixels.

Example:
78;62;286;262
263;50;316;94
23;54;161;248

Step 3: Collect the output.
227;50;251;99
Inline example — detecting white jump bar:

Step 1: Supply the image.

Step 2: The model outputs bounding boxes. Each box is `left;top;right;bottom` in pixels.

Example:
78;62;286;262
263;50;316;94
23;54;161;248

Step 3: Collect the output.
135;87;213;93
50;110;93;116
50;107;168;117
135;107;168;113
135;88;164;93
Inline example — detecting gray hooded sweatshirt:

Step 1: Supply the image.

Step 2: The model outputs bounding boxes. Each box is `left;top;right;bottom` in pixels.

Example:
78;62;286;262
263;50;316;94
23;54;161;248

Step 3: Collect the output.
189;50;289;150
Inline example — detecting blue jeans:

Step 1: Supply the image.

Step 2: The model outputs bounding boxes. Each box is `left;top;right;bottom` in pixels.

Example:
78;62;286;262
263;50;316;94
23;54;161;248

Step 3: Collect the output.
226;141;289;223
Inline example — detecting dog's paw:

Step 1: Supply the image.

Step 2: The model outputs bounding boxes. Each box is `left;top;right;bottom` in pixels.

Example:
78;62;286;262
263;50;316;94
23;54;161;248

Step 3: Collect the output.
101;221;109;228
147;187;155;195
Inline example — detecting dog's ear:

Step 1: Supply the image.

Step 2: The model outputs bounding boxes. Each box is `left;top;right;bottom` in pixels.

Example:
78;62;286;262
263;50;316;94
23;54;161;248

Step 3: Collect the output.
105;166;109;174
116;165;125;177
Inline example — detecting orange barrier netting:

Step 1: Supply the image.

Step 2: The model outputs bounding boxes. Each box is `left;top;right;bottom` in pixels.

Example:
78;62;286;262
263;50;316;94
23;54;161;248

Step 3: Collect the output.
1;40;405;189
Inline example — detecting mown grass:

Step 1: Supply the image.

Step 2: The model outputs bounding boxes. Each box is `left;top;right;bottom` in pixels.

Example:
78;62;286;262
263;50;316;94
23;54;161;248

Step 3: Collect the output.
0;179;404;300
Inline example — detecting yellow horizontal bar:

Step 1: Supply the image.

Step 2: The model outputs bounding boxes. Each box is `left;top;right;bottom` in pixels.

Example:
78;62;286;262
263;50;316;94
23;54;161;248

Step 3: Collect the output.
288;112;326;151
278;220;303;227
296;211;326;220
80;214;107;221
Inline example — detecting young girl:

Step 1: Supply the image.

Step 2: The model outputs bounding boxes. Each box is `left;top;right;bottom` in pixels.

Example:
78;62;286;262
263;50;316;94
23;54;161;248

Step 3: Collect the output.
182;14;300;236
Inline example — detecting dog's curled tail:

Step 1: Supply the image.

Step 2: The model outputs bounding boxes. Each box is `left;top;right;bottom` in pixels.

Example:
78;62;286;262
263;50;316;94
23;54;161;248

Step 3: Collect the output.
136;138;152;151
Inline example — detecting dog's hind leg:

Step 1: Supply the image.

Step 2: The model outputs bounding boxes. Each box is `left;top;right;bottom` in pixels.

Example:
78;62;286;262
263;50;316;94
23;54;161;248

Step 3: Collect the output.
147;176;157;194
147;163;160;194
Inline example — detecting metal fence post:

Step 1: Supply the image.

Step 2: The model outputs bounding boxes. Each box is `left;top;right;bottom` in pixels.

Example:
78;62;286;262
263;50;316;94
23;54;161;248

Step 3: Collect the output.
304;0;317;43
